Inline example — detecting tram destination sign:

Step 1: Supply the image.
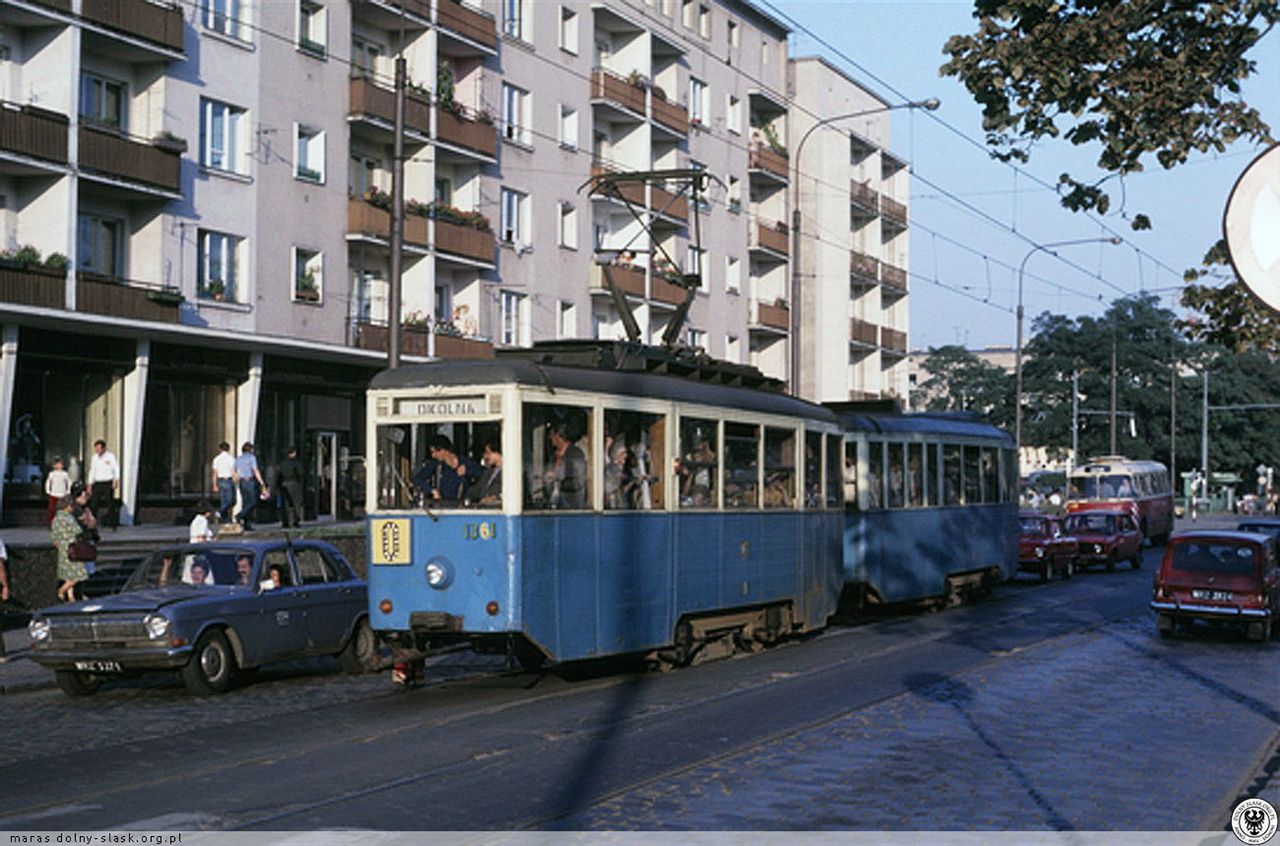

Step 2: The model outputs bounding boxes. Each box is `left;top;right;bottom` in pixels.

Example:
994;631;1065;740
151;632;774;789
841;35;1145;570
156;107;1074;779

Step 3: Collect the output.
394;396;488;418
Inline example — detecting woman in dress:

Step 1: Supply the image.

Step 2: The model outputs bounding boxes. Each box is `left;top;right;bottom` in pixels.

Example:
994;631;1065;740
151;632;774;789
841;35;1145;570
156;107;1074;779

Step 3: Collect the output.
51;494;89;602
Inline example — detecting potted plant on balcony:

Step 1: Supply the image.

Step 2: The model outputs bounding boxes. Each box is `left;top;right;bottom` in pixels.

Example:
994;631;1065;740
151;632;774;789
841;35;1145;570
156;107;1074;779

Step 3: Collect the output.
295;269;320;302
44;253;68;271
147;286;184;306
297;165;322;183
364;186;392;211
152;130;188;154
652;256;680;282
0;245;41;270
201;279;226;301
475;107;495;126
626;69;649;89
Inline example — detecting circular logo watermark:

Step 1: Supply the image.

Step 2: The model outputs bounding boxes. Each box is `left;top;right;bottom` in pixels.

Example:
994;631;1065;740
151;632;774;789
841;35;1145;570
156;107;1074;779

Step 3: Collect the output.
1233;797;1278;845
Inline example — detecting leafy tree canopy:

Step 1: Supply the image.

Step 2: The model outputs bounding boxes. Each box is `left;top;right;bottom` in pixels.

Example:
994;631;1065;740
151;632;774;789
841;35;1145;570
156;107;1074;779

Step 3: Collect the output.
1180;239;1280;353
941;1;1277;229
911;344;1014;430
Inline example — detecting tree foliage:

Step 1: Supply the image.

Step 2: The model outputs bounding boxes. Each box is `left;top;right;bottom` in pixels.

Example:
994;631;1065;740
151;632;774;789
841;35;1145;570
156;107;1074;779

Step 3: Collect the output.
941;1;1277;229
911;344;1014;429
1179;240;1280;354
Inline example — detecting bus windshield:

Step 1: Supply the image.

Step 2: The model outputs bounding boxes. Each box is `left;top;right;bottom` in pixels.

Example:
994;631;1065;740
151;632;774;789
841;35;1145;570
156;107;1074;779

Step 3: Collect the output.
375;420;502;510
1068;474;1134;500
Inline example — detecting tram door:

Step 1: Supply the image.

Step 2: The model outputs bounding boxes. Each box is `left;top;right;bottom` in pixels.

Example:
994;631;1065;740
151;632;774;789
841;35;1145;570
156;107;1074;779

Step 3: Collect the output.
314;431;338;521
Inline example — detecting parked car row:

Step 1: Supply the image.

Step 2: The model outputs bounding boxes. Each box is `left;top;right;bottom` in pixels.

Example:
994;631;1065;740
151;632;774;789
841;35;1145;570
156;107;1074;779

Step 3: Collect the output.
1017;509;1143;581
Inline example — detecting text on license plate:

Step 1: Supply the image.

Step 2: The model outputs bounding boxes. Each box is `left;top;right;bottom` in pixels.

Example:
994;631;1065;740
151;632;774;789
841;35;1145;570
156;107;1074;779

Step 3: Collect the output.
74;659;122;673
1191;589;1233;602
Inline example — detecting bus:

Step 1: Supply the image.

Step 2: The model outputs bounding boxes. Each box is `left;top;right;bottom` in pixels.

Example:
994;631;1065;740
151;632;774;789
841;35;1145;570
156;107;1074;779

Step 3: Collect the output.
1066;456;1174;544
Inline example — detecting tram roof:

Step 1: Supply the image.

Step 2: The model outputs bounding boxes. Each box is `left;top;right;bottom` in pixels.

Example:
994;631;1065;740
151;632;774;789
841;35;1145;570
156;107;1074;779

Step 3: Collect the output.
831;408;1014;444
371;353;839;423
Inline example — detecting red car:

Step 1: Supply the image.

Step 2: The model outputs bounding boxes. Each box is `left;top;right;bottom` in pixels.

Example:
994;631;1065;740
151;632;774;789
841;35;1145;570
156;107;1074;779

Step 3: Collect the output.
1151;531;1279;641
1064;509;1142;572
1018;511;1077;581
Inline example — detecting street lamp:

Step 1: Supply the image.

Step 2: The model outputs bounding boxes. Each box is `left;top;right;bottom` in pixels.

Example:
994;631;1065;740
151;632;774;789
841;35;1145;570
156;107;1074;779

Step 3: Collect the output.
1014;236;1122;452
789;97;940;397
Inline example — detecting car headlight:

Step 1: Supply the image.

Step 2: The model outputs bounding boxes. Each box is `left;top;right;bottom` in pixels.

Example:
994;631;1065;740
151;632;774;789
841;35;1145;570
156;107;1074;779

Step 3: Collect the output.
144;613;170;640
28;618;50;643
1035;547;1044;558
1094;544;1103;554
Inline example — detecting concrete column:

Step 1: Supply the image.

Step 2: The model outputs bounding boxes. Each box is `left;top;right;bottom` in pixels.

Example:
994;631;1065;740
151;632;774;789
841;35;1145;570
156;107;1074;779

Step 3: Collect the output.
0;326;19;521
118;339;150;525
231;353;264;521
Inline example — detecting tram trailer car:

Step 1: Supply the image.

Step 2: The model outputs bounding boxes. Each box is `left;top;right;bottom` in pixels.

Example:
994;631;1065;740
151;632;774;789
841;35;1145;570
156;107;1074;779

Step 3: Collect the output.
831;408;1019;609
365;344;845;667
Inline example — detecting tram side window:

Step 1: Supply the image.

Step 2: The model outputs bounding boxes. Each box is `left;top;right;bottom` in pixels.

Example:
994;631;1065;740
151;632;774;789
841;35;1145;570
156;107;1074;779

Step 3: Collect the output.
678;417;718;508
375;420;501;510
826;434;843;509
724;422;760;508
604;409;665;510
843;440;859;511
764;427;796;509
908;443;925;508
866;441;883;509
524;403;592;510
981;447;999;504
943;444;961;506
804;431;822;508
886;442;905;509
1002;448;1018;503
963;445;982;504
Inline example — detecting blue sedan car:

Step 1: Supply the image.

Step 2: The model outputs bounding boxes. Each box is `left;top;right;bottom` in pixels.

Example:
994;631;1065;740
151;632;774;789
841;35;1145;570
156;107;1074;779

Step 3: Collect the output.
29;540;373;697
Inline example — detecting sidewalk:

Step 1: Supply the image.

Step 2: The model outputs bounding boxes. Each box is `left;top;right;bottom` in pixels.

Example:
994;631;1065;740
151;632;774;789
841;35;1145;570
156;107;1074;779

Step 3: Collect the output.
0;625;52;695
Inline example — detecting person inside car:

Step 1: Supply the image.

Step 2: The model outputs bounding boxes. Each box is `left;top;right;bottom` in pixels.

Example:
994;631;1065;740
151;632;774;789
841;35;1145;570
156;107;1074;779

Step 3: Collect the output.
235;555;253;587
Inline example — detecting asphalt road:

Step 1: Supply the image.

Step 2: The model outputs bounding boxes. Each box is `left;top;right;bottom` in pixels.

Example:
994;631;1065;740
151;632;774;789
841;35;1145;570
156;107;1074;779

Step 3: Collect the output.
1;542;1276;831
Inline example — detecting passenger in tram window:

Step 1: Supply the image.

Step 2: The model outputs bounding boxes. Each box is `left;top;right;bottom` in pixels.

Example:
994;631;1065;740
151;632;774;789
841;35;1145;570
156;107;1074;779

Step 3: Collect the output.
605;440;636;510
804;438;821;508
548;423;588;509
425;436;482;505
683;438;716;507
466;440;503;506
763;472;793;508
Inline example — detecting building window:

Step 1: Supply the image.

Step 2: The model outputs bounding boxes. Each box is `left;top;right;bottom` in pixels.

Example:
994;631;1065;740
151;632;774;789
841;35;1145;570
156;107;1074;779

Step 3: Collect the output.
698;4;710;37
726;95;741;134
503;0;529;41
725;255;740;293
201;0;245;40
559;104;578;148
434;177;452;205
689;78;706;125
79;72;125;130
197;229;242;302
685;245;706;291
502;83;531;146
558;301;576;339
681;0;693;28
293;247;322;302
559;203;578;249
687;328;706;349
76;214;122;277
500;290;528;346
295;125;325;182
728;19;739;50
727;174;741;212
660;0;671;16
349;154;382;197
559;6;578;53
726;334;740;362
298;1;326;55
351;36;382;77
200;98;246;174
500;188;528;246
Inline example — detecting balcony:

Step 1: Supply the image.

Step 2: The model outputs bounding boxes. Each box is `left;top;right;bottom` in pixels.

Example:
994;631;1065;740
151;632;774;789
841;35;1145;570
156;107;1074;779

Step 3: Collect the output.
590;69;646;118
434;217;494;265
435;106;497;161
750;219;789;257
748;144;788;183
78;125;180;195
850;251;880;287
0;264;65;309
76;272;182;323
881;196;908;229
353;320;494;359
348;76;431;139
850;317;878;348
351;0;430;27
80;0;184;53
850;180;878;216
750;299;790;333
650;273;689;307
650;94;688;136
0;103;68;168
435;0;496;54
347;198;430;249
590;263;645;298
880;326;907;355
589;164;646;207
881;263;908;296
650;183;688;223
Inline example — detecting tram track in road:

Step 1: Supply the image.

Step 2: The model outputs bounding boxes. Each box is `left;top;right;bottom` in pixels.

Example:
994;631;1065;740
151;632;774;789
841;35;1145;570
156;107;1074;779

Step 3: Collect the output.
0;560;1157;830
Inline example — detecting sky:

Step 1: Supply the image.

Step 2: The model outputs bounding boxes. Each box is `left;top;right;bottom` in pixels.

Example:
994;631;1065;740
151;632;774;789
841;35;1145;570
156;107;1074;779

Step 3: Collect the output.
769;0;1280;351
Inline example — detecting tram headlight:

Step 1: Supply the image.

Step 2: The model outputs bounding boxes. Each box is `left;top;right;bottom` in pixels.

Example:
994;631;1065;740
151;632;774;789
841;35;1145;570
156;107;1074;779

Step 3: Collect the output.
425;557;453;589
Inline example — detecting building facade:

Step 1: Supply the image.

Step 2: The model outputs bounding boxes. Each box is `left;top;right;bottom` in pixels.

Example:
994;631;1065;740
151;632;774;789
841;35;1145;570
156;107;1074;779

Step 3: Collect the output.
0;0;909;524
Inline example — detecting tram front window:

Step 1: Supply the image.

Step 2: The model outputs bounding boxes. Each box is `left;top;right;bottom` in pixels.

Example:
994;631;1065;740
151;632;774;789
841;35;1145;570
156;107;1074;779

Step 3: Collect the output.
375;420;502;510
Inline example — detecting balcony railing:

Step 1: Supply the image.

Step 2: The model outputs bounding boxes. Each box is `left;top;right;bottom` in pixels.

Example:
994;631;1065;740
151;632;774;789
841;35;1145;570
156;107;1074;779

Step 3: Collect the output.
880;326;907;354
752;299;790;331
80;0;185;52
881;196;908;226
0;103;68;164
0;264;65;309
590;69;646;116
850;317;878;346
748;144;789;181
589;163;646;207
347;198;430;248
434;218;494;264
650;273;689;307
650;94;688;135
348;76;431;136
353;321;494;359
435;107;497;158
752;220;789;256
591;263;646;298
78;125;180;192
881;263;908;294
76;272;182;323
650;184;688;222
850;251;880;283
850;180;879;213
435;0;496;49
30;0;72;12
380;0;431;19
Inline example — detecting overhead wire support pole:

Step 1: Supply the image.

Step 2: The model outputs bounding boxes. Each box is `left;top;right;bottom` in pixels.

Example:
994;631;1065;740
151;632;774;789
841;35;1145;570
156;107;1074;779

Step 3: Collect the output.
387;56;406;368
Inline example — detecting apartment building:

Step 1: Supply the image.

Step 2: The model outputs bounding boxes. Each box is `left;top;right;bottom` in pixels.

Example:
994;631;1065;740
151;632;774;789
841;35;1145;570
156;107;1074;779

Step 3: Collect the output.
788;57;911;403
0;0;908;524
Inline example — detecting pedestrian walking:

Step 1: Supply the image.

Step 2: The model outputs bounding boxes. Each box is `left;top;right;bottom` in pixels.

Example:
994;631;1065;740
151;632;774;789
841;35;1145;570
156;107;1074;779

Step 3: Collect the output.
44;458;71;525
51;493;90;603
87;439;120;530
234;442;267;531
211;442;236;523
0;537;10;662
276;446;305;528
189;500;217;542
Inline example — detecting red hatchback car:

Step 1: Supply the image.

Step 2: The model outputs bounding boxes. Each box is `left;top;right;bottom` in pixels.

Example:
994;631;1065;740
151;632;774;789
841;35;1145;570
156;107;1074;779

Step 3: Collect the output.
1018;511;1077;581
1064;509;1142;572
1151;531;1279;641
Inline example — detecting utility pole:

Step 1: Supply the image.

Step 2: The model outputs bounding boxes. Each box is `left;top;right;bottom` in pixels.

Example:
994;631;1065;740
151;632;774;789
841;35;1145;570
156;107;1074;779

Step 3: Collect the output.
1109;319;1118;454
1169;348;1176;482
1071;369;1079;471
1201;368;1209;482
388;55;407;369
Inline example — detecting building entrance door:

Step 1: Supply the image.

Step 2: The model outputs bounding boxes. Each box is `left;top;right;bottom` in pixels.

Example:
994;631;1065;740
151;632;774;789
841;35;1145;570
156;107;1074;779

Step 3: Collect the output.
314;431;338;521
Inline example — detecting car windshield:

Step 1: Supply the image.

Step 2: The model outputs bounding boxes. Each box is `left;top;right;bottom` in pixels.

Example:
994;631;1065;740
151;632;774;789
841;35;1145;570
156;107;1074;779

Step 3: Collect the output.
1066;514;1115;534
1019;518;1048;535
1171;542;1257;575
125;547;257;591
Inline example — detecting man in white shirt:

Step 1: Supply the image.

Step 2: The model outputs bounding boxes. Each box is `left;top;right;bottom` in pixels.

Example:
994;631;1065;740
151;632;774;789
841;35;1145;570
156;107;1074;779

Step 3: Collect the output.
88;439;120;530
211;442;236;522
0;537;10;662
189;501;217;543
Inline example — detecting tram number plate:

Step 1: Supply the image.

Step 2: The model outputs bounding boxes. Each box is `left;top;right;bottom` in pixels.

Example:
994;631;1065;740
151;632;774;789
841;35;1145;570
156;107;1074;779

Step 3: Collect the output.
74;659;122;673
464;522;496;541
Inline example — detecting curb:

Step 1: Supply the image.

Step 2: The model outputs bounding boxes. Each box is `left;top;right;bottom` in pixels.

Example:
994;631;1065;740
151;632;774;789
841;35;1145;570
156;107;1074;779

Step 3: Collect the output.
1207;724;1280;830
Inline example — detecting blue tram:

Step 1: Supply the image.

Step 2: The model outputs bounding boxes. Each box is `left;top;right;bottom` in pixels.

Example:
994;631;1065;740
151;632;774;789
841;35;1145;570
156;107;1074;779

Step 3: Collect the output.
365;343;845;667
833;406;1019;608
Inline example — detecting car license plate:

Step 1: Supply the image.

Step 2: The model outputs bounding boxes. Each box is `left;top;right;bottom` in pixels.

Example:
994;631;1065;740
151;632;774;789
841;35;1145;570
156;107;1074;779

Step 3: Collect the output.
74;659;122;673
1191;589;1233;602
